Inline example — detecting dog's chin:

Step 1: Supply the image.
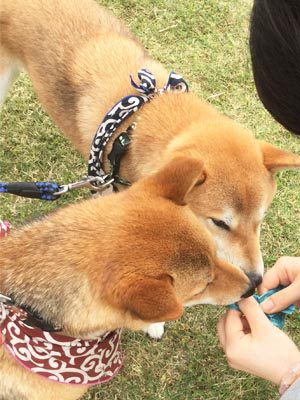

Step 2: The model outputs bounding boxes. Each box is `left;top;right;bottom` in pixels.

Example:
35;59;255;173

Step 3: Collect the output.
183;292;208;307
184;294;243;307
184;298;215;307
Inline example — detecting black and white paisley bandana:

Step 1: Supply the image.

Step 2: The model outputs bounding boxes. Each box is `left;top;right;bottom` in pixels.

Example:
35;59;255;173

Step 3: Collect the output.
87;69;189;187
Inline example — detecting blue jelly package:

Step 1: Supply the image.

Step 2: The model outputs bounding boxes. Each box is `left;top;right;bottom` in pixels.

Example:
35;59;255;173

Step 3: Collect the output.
228;285;296;329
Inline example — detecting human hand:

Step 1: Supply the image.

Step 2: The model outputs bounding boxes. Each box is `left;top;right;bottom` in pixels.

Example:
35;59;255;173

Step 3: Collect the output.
217;297;300;384
260;256;300;314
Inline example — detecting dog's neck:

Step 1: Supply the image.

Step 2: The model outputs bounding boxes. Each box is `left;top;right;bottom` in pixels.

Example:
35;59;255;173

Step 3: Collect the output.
69;41;218;185
0;256;90;337
0;212;106;337
100;91;219;185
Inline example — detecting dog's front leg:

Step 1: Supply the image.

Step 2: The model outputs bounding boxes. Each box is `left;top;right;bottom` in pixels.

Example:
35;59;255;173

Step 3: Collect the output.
143;322;165;339
0;50;22;109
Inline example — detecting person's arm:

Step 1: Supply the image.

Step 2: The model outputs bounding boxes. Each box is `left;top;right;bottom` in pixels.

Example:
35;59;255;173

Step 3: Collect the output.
217;298;300;385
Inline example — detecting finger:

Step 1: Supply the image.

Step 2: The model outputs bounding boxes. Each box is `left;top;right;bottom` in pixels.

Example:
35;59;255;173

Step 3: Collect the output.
263;256;300;290
224;309;245;340
262;265;289;291
261;281;300;313
238;297;270;333
217;315;227;349
257;282;267;295
241;315;251;334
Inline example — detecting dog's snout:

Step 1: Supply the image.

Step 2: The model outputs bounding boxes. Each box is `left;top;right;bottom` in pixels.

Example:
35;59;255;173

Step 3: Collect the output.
242;272;262;298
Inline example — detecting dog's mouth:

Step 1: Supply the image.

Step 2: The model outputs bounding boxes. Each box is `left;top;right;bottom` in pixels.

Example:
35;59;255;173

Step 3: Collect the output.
184;285;209;306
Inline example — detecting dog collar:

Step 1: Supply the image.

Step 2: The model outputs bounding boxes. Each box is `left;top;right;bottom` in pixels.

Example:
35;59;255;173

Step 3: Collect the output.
88;69;189;190
0;303;123;385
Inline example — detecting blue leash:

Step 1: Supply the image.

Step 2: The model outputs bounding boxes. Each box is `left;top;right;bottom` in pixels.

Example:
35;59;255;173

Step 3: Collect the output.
0;176;113;201
0;181;60;201
228;285;296;329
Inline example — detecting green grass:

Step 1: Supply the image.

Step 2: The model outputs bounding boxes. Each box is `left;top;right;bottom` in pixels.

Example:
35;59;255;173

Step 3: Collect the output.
1;1;300;399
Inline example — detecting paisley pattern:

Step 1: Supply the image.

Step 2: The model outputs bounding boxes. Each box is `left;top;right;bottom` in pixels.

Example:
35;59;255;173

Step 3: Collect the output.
0;304;123;385
88;69;189;187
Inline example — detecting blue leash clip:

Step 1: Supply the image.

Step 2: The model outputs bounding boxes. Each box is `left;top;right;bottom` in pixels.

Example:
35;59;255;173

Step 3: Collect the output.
228;285;296;329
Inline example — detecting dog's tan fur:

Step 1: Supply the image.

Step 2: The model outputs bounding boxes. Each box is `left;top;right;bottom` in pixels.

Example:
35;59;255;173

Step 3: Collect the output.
0;158;251;400
0;1;300;396
1;0;300;277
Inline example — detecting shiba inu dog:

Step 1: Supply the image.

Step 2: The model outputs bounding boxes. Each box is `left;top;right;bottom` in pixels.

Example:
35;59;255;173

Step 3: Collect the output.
0;157;254;400
0;0;300;339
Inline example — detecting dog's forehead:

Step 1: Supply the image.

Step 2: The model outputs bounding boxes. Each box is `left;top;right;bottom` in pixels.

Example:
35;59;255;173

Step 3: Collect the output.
221;177;272;217
189;167;273;226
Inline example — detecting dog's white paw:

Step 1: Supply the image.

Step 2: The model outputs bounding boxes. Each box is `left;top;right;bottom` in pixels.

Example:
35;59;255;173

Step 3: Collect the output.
143;322;165;339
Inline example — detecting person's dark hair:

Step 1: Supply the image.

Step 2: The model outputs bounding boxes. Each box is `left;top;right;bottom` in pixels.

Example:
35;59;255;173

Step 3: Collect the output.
250;0;300;135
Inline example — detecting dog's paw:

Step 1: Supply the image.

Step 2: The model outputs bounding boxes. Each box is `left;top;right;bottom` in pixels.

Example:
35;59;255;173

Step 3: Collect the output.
143;322;165;339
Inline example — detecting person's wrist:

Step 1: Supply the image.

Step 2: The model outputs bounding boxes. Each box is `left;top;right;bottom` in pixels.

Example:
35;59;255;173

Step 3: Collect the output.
270;351;300;385
279;357;300;395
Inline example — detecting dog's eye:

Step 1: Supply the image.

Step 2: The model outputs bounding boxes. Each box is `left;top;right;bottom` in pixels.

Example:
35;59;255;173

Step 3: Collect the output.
211;218;230;231
195;177;205;187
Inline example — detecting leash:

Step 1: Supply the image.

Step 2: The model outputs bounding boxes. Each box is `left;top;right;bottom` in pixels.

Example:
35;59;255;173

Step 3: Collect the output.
0;181;61;201
0;69;188;200
0;177;113;201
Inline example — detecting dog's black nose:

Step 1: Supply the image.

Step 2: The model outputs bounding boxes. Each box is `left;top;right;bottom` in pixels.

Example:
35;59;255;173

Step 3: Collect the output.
242;272;263;298
246;272;263;288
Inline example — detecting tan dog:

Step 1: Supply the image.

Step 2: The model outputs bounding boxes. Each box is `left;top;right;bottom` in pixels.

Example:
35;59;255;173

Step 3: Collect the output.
0;158;252;400
0;0;300;339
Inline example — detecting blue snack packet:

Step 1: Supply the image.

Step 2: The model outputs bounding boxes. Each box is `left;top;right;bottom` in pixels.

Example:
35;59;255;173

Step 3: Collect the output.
228;285;296;329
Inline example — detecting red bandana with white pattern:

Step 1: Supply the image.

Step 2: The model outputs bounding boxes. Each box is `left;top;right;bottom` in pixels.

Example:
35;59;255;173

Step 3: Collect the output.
0;220;123;386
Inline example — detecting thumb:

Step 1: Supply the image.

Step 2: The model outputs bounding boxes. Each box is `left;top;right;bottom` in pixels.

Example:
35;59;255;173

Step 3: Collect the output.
261;283;299;314
238;297;271;333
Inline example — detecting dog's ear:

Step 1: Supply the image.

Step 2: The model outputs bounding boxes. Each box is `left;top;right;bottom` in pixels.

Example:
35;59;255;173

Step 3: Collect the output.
121;275;183;322
148;157;206;205
260;141;300;173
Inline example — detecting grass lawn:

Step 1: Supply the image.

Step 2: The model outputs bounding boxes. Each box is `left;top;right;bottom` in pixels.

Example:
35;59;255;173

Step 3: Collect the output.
1;1;300;399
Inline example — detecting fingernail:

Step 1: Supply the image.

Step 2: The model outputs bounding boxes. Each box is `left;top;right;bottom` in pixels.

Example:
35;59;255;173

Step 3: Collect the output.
261;299;275;313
